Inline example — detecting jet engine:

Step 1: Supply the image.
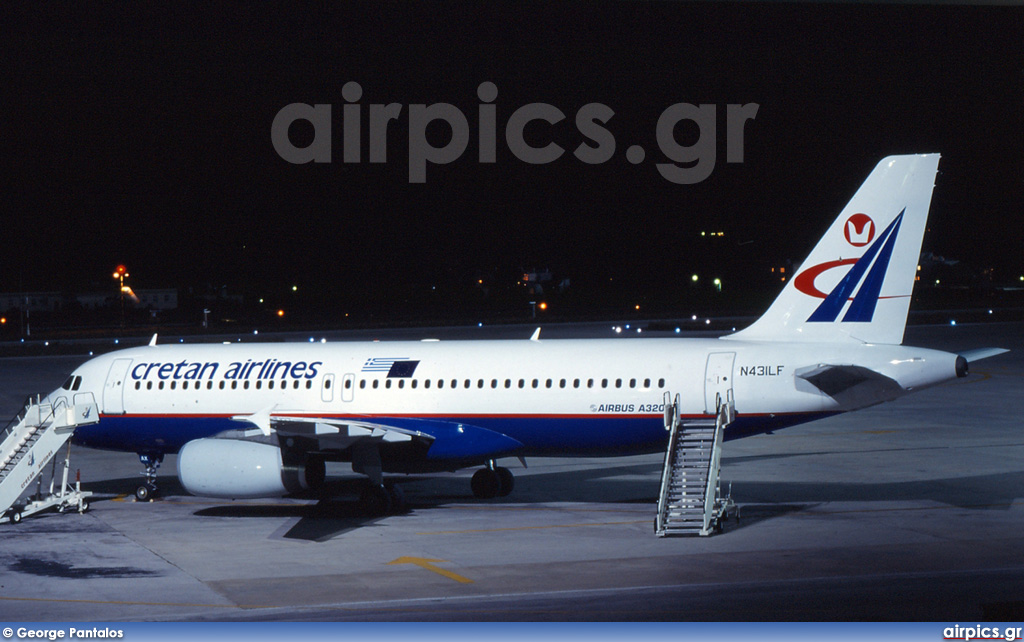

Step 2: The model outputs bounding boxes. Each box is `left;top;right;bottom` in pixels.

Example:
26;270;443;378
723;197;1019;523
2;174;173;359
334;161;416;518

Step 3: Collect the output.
177;438;322;499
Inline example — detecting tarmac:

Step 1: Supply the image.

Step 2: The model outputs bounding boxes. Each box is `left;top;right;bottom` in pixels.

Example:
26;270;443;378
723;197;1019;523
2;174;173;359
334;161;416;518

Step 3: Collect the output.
0;321;1022;621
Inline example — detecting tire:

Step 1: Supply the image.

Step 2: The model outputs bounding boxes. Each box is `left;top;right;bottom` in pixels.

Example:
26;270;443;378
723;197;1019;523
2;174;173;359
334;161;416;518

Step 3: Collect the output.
495;467;514;497
360;484;392;517
79;500;89;513
135;484;151;502
386;484;406;512
471;469;500;499
10;511;22;525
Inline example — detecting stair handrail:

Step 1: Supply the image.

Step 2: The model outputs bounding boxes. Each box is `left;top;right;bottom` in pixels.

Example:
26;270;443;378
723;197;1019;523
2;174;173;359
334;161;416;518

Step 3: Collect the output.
655;392;680;534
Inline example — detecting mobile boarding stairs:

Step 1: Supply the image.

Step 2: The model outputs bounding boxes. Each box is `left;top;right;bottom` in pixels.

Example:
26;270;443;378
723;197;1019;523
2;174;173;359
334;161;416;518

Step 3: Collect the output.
1;395;99;524
655;391;739;536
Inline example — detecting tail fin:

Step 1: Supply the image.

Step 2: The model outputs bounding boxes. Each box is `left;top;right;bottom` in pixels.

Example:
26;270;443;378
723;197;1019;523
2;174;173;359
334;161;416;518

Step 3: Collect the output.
725;154;940;345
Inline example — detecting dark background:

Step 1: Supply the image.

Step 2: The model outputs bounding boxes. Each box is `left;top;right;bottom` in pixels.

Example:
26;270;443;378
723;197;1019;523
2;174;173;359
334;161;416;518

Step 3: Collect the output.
4;2;1023;329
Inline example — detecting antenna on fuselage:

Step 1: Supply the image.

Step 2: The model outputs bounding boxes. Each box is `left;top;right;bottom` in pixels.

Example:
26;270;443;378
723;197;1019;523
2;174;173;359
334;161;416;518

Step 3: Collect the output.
529;327;541;342
148;334;158;347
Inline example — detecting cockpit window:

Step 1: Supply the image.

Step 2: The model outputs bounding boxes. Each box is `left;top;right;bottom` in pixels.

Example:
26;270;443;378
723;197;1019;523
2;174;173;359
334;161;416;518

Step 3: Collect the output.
71;376;82;391
62;377;75;390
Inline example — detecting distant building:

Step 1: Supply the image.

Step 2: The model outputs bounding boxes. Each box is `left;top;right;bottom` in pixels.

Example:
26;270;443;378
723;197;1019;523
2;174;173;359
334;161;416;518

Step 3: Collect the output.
0;289;178;312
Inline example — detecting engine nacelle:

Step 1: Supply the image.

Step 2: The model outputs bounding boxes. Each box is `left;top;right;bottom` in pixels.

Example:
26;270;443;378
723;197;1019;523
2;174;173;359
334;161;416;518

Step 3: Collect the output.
177;438;320;499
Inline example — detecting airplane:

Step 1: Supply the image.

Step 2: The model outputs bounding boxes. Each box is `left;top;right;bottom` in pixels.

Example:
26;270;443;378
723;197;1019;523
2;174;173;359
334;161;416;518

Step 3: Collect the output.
43;153;1007;514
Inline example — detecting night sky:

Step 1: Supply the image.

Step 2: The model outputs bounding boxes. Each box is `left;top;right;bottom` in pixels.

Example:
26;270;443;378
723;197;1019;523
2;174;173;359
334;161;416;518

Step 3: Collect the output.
4;2;1023;321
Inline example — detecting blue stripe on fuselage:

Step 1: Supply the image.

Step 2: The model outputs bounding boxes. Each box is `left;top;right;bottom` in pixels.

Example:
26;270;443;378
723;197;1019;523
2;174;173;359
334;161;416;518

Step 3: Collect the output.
73;412;839;458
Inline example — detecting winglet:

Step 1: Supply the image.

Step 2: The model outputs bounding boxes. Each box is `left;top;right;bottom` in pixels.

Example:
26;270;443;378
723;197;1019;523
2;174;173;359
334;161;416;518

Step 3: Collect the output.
530;327;541;342
231;405;276;436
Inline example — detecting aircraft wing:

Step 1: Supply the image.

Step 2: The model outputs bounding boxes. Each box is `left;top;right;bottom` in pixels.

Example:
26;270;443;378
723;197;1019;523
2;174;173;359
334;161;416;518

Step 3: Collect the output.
231;410;524;461
796;364;905;410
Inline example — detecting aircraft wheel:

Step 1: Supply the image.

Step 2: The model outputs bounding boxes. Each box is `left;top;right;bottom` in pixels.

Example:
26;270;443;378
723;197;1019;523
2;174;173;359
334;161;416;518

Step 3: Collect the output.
471;468;500;499
495;467;514;497
79;500;90;513
360;484;392;517
10;510;22;525
386;484;406;512
135;484;158;502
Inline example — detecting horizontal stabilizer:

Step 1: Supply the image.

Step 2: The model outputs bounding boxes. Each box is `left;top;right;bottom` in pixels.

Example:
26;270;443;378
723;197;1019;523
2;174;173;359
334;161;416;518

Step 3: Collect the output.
958;347;1009;363
796;364;905;410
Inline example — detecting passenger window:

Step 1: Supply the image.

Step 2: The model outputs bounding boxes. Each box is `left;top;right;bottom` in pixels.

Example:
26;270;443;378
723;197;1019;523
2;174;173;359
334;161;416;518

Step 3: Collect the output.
573;379;580;389
411;380;417;389
324;379;332;389
386;380;392;389
424;379;431;389
159;381;165;390
601;379;608;388
359;380;366;389
244;381;250;390
464;379;471;389
644;378;651;388
477;379;484;389
518;379;525;389
559;379;566;388
372;380;379;389
437;379;444;389
504;379;511;389
615;379;622;388
545;379;552;388
658;378;665;388
256;381;262;390
587;379;594;388
306;380;312;389
345;378;353;389
532;379;539;389
231;381;237;390
629;378;636;388
147;382;153;390
170;381;177;390
491;379;497;389
134;382;140;390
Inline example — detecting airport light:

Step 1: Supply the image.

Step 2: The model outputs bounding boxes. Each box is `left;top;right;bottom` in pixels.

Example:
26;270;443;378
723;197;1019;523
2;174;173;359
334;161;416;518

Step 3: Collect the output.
539;302;548;311
713;278;722;292
112;265;129;329
691;274;699;282
277;309;285;317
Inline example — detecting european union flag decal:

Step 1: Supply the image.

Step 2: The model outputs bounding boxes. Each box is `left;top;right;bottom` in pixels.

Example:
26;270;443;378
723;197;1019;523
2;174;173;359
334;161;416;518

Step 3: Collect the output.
387;361;420;378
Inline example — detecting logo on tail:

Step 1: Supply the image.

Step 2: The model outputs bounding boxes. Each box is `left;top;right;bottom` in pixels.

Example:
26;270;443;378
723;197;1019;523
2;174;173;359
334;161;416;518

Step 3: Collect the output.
844;213;875;247
799;209;906;323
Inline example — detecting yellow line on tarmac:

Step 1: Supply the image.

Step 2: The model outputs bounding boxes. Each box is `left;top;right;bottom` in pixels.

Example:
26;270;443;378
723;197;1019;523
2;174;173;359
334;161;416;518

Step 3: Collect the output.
387;556;474;583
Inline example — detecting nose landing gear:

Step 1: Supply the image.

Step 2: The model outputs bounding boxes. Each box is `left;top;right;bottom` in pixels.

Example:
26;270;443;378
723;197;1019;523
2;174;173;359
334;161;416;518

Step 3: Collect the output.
135;453;163;501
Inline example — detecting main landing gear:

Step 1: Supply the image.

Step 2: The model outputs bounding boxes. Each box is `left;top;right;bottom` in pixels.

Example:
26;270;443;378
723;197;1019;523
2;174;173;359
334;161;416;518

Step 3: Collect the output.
471;461;514;499
359;483;406;517
135;453;163;501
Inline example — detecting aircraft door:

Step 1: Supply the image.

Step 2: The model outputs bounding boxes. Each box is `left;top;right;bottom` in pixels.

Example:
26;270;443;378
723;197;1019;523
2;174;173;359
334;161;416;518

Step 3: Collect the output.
103;358;133;415
341;373;355;402
704;352;735;414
